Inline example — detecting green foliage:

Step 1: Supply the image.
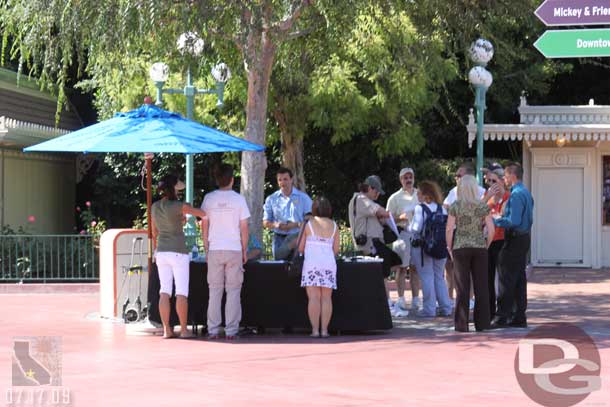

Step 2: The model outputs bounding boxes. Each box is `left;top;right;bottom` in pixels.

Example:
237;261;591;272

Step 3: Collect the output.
77;202;107;243
1;0;595;233
307;4;457;158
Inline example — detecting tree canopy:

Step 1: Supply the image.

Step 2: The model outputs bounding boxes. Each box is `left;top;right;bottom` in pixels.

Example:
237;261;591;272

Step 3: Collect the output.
1;0;597;228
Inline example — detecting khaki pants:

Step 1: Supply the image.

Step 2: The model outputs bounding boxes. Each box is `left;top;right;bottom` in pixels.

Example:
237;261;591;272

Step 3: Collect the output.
207;250;244;336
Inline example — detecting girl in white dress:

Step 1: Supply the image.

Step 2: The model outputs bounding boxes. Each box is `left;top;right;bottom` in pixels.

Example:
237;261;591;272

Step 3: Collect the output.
298;197;340;337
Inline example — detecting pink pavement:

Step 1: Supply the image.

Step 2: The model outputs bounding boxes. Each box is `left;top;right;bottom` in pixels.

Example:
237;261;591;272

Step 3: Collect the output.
1;268;609;407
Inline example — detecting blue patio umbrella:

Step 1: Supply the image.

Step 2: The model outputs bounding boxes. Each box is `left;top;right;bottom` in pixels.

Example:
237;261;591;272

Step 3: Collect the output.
24;104;264;154
24;103;264;278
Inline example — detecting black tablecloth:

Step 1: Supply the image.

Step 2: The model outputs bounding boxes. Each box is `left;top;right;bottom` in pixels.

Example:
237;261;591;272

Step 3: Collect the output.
147;260;392;332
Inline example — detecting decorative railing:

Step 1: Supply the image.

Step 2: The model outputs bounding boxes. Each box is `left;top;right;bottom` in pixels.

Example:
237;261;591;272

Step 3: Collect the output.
0;235;97;282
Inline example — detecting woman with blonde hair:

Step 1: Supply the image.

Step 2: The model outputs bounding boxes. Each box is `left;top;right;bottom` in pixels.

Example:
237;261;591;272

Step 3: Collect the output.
446;175;495;332
408;181;452;318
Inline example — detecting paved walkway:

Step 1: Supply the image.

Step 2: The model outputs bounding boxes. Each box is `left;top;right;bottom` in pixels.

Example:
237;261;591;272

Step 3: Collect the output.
1;268;609;406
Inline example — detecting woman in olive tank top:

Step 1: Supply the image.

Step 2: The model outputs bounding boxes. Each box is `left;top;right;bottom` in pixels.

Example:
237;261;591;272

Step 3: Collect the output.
151;175;206;339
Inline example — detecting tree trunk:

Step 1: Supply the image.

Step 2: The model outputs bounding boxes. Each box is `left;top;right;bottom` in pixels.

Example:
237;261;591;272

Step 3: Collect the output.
240;31;277;243
274;104;306;191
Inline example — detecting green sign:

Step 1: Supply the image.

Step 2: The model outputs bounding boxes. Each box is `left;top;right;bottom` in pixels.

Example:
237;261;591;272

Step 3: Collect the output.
534;28;610;58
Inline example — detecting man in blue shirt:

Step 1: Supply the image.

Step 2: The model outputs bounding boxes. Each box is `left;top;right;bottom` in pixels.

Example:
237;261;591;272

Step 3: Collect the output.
263;167;313;260
491;163;534;329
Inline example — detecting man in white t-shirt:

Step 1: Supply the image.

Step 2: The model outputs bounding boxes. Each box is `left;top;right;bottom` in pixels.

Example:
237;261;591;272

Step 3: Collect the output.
443;163;485;308
201;164;250;339
386;167;421;314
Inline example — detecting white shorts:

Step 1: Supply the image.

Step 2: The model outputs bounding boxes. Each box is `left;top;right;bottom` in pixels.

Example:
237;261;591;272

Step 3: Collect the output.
155;251;190;297
391;230;414;267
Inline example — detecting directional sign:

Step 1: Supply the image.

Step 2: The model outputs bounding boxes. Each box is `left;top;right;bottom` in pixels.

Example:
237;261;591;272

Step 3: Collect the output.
535;0;610;26
534;28;610;58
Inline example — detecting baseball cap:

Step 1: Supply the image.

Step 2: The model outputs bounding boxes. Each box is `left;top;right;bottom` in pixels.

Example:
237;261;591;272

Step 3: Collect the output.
481;162;504;177
399;167;414;178
364;175;385;195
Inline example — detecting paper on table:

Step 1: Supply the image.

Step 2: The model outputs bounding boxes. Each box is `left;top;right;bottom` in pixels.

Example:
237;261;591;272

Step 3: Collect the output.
387;213;400;237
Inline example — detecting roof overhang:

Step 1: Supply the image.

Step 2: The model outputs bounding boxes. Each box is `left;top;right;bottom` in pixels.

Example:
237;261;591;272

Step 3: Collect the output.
467;123;610;148
0;116;69;147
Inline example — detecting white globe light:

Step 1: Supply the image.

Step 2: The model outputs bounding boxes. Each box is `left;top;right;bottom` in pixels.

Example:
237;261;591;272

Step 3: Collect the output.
177;32;204;56
468;66;493;88
149;62;169;82
211;63;231;83
469;38;494;65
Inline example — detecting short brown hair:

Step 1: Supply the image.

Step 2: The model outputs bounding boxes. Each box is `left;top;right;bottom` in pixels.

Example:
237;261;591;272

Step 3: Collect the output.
505;162;524;180
312;196;332;218
214;164;234;188
418;181;443;204
277;167;293;178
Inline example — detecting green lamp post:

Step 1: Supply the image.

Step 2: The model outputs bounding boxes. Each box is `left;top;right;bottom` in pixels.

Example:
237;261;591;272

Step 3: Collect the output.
149;32;231;245
468;39;494;185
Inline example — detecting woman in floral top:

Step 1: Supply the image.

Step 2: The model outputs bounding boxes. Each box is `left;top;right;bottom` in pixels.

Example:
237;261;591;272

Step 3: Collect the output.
446;175;495;332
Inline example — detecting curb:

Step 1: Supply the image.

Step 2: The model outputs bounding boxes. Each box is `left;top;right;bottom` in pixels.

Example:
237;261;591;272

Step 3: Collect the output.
0;283;100;294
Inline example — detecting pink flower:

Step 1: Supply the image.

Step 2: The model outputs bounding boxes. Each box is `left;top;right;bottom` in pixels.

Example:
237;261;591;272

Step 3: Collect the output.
80;230;86;235
85;201;91;207
27;215;36;223
76;206;81;212
91;221;97;227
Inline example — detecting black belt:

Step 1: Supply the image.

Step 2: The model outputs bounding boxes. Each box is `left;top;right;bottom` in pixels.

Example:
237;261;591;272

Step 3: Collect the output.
506;229;530;238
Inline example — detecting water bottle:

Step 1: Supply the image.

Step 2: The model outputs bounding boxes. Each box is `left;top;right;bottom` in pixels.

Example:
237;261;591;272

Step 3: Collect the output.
191;245;199;261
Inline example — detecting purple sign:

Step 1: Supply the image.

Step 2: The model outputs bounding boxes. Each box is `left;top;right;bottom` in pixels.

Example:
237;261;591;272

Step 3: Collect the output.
535;0;610;26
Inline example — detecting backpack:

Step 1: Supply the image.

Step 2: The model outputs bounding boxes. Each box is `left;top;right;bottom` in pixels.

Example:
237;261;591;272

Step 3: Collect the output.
419;204;448;261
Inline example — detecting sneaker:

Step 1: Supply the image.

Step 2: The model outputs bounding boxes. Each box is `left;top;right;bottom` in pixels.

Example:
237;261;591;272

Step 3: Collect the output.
208;334;220;340
411;297;421;310
225;335;239;340
469;299;475;310
394;309;409;317
396;297;408;311
389;304;399;317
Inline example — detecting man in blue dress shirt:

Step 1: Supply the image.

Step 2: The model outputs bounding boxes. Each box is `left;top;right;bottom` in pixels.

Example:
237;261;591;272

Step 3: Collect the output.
491;163;534;329
263;167;313;260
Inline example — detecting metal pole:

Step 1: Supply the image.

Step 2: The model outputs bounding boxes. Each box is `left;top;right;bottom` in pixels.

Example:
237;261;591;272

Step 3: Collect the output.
184;67;197;247
185;67;195;205
145;155;153;274
474;85;487;186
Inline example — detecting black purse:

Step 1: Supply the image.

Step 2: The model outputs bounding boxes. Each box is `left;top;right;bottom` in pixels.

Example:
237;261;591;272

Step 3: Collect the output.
287;220;308;278
383;224;398;244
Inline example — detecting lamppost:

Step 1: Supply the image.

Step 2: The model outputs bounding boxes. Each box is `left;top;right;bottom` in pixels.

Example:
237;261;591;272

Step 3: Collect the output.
149;32;231;244
468;38;494;185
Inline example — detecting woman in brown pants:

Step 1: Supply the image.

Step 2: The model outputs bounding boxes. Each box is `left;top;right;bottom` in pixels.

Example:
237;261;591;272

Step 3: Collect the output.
446;175;495;332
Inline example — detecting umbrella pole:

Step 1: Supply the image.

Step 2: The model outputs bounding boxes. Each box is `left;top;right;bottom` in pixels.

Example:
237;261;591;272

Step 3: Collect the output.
146;156;153;273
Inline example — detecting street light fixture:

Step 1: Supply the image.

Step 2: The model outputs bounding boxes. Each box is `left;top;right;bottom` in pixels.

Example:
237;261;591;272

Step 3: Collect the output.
150;32;231;246
468;38;494;185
